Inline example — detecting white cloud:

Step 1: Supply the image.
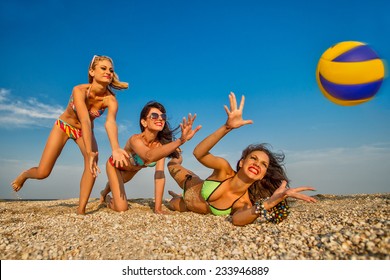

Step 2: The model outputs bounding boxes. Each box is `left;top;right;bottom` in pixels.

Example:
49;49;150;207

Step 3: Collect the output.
2;141;388;200
285;143;390;195
0;88;9;102
0;88;64;128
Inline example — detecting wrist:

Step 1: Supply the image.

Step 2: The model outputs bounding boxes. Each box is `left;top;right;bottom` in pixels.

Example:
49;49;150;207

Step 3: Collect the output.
224;123;233;131
254;197;268;214
178;137;186;145
87;151;94;157
111;145;121;151
254;197;273;221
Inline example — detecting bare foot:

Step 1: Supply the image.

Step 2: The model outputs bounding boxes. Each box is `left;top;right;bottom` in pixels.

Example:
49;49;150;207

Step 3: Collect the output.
99;190;107;204
105;194;112;208
11;171;27;192
168;190;182;198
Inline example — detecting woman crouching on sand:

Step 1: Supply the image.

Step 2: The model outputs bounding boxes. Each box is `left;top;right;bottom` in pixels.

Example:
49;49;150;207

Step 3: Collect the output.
100;101;201;213
167;92;317;226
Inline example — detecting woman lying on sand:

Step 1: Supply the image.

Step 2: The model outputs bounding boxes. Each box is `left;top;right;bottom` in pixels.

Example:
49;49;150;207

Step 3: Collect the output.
167;92;317;226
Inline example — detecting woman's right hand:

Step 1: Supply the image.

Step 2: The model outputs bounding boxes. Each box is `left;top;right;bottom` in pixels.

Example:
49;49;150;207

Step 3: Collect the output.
224;92;253;129
179;113;202;143
89;151;101;178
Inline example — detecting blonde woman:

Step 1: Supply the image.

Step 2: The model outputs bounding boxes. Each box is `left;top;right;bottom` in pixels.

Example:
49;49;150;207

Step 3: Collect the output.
11;55;129;214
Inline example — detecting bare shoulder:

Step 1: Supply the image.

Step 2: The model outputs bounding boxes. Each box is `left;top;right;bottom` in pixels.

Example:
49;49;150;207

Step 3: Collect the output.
129;134;143;145
73;84;89;92
72;84;90;100
104;91;118;107
207;167;235;182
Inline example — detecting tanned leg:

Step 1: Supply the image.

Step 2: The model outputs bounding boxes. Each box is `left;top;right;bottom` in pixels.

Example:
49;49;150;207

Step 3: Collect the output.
167;155;202;212
11;124;68;192
100;181;111;204
75;134;98;215
105;161;129;212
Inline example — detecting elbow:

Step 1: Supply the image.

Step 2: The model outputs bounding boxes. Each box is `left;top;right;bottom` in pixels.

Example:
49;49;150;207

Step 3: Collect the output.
232;221;247;227
231;217;249;227
192;148;202;161
105;119;114;129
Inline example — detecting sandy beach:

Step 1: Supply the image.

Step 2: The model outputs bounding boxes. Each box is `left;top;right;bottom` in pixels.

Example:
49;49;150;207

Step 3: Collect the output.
0;193;389;260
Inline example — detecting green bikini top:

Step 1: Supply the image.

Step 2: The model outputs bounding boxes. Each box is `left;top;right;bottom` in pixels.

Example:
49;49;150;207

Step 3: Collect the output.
201;177;245;216
131;153;157;167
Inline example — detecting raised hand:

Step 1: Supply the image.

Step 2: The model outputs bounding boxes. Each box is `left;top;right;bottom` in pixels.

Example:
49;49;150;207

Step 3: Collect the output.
179;113;202;143
224;92;253;129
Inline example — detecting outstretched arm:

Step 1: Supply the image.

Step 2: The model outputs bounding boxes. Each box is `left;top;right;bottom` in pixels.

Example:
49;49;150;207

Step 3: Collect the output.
131;114;201;164
264;181;317;209
193;92;253;170
232;181;317;226
72;86;100;177
105;96;130;169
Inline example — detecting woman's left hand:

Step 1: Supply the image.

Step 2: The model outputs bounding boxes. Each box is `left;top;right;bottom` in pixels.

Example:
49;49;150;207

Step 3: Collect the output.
274;180;317;203
285;186;317;203
179;113;202;143
111;148;130;168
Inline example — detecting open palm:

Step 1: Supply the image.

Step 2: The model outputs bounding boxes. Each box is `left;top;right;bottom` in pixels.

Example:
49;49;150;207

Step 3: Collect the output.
224;92;253;129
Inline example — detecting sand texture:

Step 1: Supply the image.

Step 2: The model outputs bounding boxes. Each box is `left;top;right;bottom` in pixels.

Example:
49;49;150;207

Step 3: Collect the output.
0;193;389;260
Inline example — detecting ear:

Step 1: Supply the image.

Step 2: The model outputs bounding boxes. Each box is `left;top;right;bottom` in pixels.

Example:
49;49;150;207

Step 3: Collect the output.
141;119;147;128
238;159;243;168
89;68;95;78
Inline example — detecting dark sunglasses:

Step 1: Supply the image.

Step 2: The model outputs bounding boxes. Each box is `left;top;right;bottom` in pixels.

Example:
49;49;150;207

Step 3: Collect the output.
149;112;167;121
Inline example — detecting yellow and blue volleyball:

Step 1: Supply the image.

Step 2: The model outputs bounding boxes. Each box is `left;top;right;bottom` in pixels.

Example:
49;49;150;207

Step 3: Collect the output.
316;41;385;106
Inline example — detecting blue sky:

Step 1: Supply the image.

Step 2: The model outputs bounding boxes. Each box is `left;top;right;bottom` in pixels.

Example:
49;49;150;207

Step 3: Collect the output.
1;0;389;200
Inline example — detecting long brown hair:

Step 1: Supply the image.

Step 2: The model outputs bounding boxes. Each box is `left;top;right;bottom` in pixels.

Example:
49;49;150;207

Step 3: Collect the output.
236;143;289;203
139;101;180;158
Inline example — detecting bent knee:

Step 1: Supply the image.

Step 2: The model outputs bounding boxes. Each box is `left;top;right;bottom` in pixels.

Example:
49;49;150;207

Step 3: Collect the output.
114;205;129;212
112;200;129;212
36;169;51;180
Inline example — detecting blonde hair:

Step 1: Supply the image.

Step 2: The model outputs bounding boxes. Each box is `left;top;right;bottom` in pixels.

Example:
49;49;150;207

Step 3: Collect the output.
88;55;129;90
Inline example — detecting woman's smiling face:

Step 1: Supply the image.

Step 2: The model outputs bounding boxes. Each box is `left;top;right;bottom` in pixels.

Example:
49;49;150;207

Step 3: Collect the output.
240;150;269;180
146;108;166;131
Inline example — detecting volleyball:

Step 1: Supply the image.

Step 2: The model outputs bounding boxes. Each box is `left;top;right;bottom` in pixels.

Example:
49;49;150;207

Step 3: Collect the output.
316;41;385;106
